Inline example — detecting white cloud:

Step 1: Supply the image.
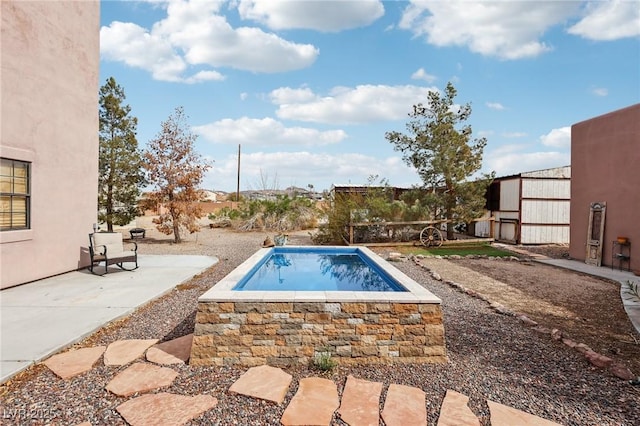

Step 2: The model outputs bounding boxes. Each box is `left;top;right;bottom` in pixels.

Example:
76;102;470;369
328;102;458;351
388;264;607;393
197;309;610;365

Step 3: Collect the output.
411;68;437;83
100;0;319;82
477;130;494;138
491;143;526;156
591;87;609;97
540;127;571;148
399;1;579;59
272;84;438;124
100;21;190;82
193;117;347;146
204;151;419;192
568;0;640;41
237;0;385;32
486;102;505;111
183;70;226;83
484;128;571;176
270;87;319;104
502;132;527;138
485;151;571;177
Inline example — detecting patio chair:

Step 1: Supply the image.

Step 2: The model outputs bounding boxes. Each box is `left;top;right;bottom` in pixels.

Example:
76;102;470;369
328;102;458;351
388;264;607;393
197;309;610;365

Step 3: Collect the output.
89;232;138;275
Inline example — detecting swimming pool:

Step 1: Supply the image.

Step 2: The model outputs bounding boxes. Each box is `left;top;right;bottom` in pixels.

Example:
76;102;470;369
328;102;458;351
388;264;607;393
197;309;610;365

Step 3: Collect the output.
233;247;407;292
191;246;446;367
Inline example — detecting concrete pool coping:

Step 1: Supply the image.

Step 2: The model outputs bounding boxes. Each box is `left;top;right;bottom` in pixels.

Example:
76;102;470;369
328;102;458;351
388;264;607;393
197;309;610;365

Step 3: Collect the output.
199;246;441;304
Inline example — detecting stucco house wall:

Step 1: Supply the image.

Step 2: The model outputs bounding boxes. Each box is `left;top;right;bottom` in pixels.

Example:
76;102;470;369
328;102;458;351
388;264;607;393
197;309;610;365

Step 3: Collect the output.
569;104;640;273
1;1;100;288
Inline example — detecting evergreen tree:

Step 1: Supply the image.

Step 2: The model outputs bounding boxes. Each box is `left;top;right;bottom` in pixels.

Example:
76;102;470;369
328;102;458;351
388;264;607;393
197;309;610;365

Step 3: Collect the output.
385;82;494;239
143;107;212;243
98;77;145;232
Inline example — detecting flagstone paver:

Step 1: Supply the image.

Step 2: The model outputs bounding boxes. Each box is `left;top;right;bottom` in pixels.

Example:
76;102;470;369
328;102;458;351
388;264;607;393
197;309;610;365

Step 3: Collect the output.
146;334;193;365
381;383;427;426
103;339;158;366
280;377;340;426
488;400;563;426
105;362;178;397
436;390;480;426
44;350;567;425
228;365;292;404
116;392;217;426
337;375;383;426
43;346;106;379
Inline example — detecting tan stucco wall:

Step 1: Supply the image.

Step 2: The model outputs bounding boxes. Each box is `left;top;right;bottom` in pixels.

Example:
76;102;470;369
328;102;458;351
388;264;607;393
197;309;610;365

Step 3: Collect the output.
569;104;640;273
1;1;100;288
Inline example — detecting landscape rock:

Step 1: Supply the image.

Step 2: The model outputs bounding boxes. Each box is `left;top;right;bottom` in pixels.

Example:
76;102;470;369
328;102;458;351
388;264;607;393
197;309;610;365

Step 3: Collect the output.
281;377;339;426
532;326;551;335
436;389;480;426
105;362;178;397
517;315;538;326
116;392;217;426
146;334;193;365
584;350;614;368
43;346;106;379
381;383;426;426
388;252;402;259
574;343;593;354
488;400;562;425
229;365;292;404
609;362;635;380
103;339;158;366
337;375;383;426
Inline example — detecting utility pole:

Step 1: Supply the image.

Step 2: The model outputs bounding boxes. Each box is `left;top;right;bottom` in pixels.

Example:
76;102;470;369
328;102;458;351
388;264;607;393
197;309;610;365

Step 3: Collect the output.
236;144;241;202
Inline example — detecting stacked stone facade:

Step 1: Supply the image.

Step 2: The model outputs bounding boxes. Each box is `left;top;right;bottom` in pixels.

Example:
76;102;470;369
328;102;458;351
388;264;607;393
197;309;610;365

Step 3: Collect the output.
190;300;446;367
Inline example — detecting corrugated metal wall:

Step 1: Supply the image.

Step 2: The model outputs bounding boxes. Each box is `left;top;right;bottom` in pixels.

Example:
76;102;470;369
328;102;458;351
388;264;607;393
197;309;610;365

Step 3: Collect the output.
522;180;570;199
521;226;570;245
520;178;570;244
475;167;571;245
499;179;520;211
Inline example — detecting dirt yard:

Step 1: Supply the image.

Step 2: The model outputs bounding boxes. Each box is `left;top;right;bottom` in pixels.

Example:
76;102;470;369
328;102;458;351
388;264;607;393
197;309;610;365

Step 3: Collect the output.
438;252;640;376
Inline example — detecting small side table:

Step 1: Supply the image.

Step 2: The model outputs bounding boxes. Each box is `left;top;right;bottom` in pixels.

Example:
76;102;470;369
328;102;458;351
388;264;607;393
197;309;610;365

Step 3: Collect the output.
612;240;631;271
130;228;146;239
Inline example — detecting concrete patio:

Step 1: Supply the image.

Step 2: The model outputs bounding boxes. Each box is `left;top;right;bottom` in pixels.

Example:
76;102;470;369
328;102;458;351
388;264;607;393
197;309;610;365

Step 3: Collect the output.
0;254;217;383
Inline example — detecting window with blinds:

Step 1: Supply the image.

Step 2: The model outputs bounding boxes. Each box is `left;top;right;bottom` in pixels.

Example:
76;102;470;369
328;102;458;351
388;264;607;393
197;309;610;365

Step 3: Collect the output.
1;158;30;231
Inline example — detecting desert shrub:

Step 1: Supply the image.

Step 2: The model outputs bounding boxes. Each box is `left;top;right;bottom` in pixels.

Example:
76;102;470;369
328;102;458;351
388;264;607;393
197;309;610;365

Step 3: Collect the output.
214;195;320;232
312;347;337;371
209;206;242;221
311;178;473;245
311;178;400;244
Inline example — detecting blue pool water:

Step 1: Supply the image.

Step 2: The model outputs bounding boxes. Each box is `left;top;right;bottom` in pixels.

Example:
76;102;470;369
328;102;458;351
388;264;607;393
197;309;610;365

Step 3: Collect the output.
233;247;407;292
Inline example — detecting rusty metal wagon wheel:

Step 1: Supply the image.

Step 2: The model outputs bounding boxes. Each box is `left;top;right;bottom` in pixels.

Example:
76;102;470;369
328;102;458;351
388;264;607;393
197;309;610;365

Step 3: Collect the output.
419;226;443;247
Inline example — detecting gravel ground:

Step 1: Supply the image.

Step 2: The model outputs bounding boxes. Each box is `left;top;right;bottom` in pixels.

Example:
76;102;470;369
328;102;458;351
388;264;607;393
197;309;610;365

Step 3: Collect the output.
1;226;639;425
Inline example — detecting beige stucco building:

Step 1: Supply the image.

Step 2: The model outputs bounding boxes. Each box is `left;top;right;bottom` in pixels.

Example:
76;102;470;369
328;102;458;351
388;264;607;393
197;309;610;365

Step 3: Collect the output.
1;1;100;288
569;104;640;273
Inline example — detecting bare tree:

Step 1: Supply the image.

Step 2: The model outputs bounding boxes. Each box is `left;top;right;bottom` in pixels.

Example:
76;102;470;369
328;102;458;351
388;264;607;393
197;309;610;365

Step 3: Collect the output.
143;107;212;243
251;169;280;192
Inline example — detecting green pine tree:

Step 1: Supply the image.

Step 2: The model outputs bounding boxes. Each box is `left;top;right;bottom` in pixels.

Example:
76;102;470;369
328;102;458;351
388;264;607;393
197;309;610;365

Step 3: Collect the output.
98;77;145;232
386;82;494;239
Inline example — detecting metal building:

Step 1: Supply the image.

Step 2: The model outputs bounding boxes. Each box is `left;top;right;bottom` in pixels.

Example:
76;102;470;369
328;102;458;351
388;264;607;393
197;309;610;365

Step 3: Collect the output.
475;166;571;244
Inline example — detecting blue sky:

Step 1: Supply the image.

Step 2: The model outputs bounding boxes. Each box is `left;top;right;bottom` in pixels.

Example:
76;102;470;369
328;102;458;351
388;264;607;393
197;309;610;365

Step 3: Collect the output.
100;0;640;192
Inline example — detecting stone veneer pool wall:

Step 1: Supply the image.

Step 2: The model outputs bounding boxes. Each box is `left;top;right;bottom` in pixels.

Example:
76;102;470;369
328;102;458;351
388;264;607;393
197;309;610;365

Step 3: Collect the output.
190;247;446;367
